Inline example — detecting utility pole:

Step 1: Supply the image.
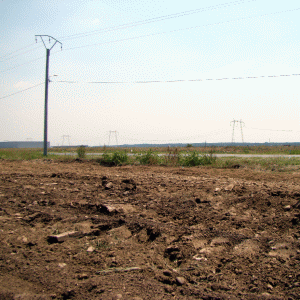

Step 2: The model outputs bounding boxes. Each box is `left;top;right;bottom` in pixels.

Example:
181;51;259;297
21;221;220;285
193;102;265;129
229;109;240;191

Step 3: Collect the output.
35;35;62;156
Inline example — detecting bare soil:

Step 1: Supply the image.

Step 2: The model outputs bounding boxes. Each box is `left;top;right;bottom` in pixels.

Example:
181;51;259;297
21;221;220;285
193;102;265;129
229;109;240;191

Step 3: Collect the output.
0;160;300;300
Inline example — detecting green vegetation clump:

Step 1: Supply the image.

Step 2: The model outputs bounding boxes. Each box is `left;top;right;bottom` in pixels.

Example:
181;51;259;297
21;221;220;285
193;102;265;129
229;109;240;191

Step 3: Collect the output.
97;151;129;166
290;149;300;155
76;146;86;159
181;151;216;167
136;149;160;165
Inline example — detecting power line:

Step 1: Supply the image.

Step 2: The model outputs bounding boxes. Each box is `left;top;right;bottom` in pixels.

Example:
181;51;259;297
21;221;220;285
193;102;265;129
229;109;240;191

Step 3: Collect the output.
0;0;254;63
2;6;299;74
1;72;298;100
60;6;300;52
0;56;44;74
0;82;44;100
55;73;300;84
58;0;257;42
246;127;293;132
0;42;38;60
0;44;43;63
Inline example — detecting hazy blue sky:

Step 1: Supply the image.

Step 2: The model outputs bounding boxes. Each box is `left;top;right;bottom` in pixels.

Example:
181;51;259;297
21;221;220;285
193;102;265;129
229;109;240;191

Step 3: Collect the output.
1;0;300;146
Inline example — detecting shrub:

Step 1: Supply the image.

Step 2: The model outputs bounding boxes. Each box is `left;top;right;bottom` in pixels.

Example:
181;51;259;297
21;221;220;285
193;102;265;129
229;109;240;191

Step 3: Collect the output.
76;146;86;159
136;149;160;165
98;151;128;166
181;151;216;167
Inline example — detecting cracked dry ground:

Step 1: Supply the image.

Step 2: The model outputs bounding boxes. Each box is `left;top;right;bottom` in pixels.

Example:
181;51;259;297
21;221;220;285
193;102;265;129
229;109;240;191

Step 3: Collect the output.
0;160;300;300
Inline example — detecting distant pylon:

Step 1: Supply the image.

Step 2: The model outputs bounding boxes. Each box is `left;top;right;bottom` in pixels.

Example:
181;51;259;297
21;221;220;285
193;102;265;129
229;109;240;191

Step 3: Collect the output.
230;120;245;143
108;131;118;146
62;135;71;146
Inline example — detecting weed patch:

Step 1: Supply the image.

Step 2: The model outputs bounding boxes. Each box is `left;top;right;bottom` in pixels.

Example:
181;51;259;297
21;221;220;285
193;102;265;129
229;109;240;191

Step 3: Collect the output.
181;151;216;167
97;151;129;166
136;150;160;165
76;146;86;159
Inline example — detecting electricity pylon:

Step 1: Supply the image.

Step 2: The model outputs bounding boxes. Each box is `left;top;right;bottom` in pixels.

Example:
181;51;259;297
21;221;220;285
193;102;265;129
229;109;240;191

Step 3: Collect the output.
230;119;245;143
108;131;119;146
35;35;62;156
62;135;71;146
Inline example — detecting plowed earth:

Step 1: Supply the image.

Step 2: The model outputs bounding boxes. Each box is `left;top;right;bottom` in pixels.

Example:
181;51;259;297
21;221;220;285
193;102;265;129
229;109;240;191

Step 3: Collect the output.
0;160;300;300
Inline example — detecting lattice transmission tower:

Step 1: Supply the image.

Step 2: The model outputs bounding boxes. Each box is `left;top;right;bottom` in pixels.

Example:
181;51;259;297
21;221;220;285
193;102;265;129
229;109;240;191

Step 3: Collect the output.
108;131;119;146
230;120;245;143
61;135;71;146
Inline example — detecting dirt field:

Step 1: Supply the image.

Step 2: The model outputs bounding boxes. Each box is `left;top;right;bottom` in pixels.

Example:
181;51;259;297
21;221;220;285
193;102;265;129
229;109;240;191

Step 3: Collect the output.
0;160;300;300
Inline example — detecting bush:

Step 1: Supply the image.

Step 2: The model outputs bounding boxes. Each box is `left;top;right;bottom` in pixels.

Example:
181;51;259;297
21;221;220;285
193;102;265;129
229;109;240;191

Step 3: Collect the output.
181;151;216;167
76;146;86;159
136;150;160;165
98;151;128;166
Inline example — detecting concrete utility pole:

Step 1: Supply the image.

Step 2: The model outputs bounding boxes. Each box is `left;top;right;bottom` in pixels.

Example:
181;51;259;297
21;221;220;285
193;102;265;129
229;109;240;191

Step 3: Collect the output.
35;35;62;156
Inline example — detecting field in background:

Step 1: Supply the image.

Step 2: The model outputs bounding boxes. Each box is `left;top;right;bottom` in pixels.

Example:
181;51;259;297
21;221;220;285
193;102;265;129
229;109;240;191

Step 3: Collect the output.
1;145;300;172
49;144;300;155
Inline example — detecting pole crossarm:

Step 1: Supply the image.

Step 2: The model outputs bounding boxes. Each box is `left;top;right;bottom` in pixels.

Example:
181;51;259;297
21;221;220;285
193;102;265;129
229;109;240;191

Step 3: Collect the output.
35;35;63;51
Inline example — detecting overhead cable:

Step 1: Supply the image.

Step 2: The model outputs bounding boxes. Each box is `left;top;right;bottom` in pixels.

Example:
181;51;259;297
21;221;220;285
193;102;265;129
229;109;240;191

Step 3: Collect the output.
55;73;300;84
0;42;38;60
2;6;299;74
246;127;293;132
58;0;257;42
61;6;300;52
0;83;44;100
0;0;255;62
0;56;44;74
0;45;43;63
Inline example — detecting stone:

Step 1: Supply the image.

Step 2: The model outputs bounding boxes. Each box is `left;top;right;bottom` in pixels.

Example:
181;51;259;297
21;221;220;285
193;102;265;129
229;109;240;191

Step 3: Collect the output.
224;184;235;191
100;204;118;214
48;231;81;243
58;263;66;268
105;182;114;190
284;205;291;211
176;277;186;286
87;246;95;253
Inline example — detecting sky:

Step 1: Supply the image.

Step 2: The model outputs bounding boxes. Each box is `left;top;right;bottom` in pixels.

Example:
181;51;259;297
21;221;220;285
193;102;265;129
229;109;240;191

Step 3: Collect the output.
1;0;300;146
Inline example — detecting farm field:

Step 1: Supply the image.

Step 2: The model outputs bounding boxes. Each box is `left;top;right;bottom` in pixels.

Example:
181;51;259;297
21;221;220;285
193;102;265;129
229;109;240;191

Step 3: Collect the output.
0;159;300;299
